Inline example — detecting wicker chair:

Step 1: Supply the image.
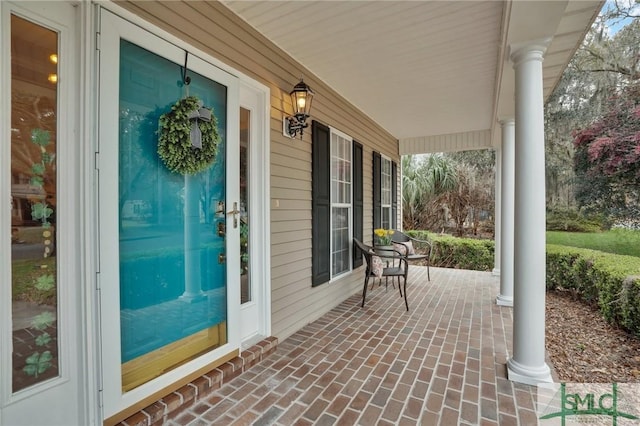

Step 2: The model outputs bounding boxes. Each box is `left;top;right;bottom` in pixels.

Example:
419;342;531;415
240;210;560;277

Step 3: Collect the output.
391;230;432;281
353;238;409;311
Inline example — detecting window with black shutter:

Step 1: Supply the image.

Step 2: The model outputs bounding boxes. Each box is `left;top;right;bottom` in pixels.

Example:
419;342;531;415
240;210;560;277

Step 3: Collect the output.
352;141;363;268
373;152;397;236
311;121;331;286
312;122;363;285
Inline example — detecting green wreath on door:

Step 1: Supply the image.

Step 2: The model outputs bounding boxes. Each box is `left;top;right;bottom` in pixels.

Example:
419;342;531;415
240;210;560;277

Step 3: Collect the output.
157;95;220;175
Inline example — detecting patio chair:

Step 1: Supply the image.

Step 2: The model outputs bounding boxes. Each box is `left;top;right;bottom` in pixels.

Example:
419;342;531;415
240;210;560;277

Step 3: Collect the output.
391;230;432;281
353;238;409;311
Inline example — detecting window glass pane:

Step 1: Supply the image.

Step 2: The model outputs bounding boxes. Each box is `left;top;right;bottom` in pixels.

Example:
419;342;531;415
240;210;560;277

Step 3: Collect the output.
240;107;250;304
332;133;338;157
11;14;60;392
382;207;391;230
331;207;350;276
381;157;391;206
118;40;227;391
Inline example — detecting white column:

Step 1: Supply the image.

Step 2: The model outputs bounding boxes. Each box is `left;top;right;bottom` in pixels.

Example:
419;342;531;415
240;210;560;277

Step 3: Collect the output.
496;119;514;306
506;40;552;385
492;146;501;276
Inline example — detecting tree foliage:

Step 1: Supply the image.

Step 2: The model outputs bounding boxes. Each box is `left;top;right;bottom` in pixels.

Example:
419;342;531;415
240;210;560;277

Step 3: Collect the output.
573;82;640;218
401;154;456;231
402;151;494;237
545;3;640;216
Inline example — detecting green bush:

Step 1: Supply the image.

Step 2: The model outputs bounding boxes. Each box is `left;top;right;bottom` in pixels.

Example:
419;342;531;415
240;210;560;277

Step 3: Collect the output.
546;208;603;232
406;231;494;271
546;244;640;337
404;230;640;337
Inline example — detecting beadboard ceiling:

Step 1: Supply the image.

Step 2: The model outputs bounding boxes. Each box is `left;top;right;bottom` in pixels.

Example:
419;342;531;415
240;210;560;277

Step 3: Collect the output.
223;0;603;151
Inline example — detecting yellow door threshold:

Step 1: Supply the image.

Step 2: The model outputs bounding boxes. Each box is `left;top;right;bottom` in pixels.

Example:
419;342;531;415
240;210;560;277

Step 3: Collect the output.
106;337;278;426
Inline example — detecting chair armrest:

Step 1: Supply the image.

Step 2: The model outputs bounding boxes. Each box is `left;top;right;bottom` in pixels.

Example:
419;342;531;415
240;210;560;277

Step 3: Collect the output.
407;235;432;248
406;235;433;264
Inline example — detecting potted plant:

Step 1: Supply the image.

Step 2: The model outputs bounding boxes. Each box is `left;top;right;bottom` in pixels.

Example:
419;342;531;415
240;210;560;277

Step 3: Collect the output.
373;228;395;257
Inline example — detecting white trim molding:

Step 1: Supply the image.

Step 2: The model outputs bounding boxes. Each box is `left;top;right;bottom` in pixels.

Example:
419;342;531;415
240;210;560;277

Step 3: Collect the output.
399;129;492;155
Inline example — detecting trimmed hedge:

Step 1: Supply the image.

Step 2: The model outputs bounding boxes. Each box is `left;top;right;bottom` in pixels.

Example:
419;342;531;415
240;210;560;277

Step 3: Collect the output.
404;231;640;337
406;231;494;271
546;208;603;232
546;244;640;338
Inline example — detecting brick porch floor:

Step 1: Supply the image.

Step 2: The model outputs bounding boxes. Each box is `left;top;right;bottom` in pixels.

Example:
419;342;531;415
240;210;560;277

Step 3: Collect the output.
169;267;543;425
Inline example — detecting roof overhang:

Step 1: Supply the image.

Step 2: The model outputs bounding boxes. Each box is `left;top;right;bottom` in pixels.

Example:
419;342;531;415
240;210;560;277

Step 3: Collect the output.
222;0;603;154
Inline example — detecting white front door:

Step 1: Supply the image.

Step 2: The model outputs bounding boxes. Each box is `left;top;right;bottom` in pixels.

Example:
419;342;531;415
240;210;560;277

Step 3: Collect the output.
0;2;86;425
97;9;241;420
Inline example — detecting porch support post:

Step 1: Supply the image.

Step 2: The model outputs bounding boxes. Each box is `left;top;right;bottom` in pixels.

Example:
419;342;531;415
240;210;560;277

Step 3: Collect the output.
492;146;501;276
506;40;552;385
496;118;514;306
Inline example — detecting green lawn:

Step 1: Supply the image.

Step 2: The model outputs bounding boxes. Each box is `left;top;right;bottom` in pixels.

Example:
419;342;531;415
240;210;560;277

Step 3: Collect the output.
12;257;57;305
546;229;640;257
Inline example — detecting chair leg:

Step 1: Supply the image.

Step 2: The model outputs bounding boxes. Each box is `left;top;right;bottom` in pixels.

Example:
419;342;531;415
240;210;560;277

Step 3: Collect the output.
362;275;370;308
403;277;409;311
427;263;431;281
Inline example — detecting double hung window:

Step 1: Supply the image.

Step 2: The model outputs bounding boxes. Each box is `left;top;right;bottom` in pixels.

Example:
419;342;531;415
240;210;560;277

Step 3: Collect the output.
311;121;362;285
330;130;352;277
373;152;397;238
380;156;392;229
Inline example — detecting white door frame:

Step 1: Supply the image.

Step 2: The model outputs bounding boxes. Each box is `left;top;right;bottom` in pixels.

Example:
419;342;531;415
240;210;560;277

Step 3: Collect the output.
239;81;272;346
96;8;241;419
0;2;88;425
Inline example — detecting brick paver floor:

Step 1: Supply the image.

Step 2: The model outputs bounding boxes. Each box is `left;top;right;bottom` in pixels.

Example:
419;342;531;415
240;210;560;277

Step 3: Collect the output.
171;267;541;425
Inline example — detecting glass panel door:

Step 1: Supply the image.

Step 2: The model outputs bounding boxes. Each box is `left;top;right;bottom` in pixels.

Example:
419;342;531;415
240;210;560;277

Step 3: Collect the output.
118;40;228;391
3;2;84;424
10;13;60;393
98;10;240;416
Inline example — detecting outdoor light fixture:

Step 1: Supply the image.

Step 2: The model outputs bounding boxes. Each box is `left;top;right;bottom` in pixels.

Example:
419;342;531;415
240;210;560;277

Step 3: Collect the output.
283;78;314;139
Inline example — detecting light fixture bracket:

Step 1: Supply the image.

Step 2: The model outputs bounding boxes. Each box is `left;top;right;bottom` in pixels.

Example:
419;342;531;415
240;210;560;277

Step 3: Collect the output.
283;78;314;140
283;114;309;139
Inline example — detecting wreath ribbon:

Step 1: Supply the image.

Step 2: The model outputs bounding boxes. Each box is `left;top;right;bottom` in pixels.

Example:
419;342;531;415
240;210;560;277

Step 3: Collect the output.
187;102;212;149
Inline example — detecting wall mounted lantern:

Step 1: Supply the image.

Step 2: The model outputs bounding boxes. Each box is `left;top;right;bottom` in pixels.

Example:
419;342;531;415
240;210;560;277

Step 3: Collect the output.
283;78;314;139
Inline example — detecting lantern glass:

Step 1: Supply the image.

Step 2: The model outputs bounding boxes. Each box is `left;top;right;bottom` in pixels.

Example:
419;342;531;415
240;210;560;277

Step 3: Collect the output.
290;79;313;117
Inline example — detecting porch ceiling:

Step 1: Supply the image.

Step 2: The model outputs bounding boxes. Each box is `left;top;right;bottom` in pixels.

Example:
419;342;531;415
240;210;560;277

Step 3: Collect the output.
222;0;603;153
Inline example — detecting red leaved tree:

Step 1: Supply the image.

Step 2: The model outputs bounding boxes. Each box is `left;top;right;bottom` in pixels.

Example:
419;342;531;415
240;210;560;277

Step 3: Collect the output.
573;83;640;221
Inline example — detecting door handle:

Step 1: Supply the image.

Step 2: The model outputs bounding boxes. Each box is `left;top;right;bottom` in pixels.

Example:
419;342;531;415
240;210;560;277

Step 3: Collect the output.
227;202;240;228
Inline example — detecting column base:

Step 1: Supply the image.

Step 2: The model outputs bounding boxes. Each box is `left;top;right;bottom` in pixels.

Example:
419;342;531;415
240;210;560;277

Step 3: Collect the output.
507;357;553;386
496;294;513;307
492;268;500;276
179;292;207;303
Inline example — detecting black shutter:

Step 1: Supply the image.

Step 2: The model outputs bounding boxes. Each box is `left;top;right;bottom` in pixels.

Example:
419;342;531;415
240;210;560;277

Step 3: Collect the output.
352;141;363;268
392;160;398;229
373;151;381;240
312;121;331;286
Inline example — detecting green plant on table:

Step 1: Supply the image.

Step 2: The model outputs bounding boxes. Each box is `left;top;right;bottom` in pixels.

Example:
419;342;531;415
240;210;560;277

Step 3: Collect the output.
374;228;394;246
